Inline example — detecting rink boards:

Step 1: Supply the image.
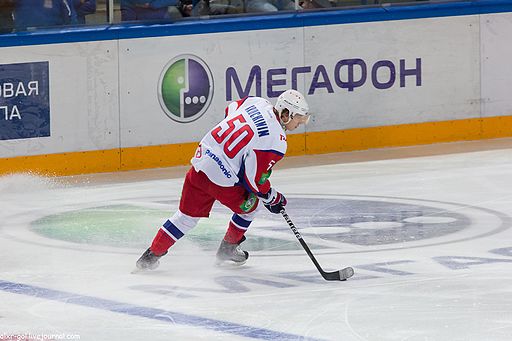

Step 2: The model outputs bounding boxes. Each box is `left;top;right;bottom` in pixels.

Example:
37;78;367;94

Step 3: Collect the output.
0;7;511;175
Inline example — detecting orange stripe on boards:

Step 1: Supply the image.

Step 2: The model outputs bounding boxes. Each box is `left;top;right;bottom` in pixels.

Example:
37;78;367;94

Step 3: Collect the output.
1;115;511;176
0;149;120;176
120;143;198;171
305;116;512;155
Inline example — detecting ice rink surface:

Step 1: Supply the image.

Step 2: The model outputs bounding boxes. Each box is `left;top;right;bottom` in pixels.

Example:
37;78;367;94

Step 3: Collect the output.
2;139;512;341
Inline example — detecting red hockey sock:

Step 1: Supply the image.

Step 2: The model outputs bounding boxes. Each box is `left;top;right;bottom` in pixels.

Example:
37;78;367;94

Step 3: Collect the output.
223;222;246;244
150;229;176;256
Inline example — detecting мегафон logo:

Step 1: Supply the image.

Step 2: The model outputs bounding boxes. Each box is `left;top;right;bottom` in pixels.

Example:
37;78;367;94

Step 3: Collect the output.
158;55;213;123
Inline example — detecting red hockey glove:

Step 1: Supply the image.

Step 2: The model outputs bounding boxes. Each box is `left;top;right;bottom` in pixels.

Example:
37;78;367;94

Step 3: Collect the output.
261;188;287;214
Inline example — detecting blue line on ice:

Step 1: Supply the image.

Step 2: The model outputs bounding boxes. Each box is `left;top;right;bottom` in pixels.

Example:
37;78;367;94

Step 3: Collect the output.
0;279;323;340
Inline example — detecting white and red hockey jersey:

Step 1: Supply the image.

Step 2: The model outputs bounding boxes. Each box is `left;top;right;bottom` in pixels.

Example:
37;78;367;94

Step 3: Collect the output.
191;97;287;196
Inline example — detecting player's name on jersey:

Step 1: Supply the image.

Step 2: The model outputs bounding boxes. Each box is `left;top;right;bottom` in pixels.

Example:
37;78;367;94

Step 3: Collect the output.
245;105;270;137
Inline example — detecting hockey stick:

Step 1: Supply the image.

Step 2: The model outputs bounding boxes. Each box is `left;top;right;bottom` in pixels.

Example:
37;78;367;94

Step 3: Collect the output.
281;209;354;281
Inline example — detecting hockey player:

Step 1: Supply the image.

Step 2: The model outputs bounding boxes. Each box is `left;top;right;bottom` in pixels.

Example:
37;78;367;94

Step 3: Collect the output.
136;89;310;270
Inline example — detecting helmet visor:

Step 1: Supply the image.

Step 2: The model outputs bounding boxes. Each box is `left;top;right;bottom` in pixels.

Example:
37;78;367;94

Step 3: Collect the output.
294;113;310;125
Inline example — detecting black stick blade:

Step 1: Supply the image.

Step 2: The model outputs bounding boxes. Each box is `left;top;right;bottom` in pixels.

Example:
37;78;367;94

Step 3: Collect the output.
322;267;355;281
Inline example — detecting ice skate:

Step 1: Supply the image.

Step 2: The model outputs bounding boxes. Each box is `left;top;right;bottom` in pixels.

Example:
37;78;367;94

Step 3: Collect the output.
134;248;167;272
216;236;249;265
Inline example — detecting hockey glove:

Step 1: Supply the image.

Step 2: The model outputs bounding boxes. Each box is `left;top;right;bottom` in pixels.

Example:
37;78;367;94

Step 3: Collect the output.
261;188;287;214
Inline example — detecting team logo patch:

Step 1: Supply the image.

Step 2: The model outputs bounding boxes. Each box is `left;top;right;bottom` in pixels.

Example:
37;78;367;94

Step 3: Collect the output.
158;55;214;123
240;193;258;212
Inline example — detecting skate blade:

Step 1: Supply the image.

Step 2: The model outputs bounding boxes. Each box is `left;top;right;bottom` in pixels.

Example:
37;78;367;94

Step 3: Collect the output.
131;267;153;274
131;267;144;274
215;259;247;267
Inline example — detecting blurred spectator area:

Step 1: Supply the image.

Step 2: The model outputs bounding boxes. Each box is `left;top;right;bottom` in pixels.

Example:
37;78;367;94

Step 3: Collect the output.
0;0;15;33
87;0;244;23
84;0;193;23
83;0;114;24
4;0;436;29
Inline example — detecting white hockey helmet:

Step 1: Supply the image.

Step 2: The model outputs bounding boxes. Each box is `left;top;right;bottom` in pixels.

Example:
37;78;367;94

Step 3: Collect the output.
275;89;310;125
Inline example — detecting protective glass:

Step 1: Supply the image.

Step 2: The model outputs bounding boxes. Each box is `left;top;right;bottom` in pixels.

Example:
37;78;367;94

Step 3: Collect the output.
294;113;310;124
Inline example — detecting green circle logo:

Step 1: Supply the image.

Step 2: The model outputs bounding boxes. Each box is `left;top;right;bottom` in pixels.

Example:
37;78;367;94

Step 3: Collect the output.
158;55;214;123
